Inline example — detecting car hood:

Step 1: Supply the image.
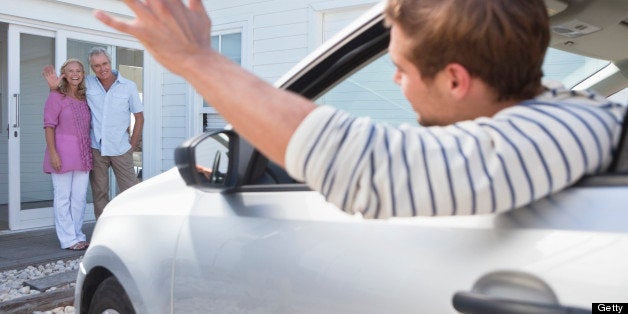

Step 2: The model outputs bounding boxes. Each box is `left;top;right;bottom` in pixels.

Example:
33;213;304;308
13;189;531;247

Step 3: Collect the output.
102;167;198;217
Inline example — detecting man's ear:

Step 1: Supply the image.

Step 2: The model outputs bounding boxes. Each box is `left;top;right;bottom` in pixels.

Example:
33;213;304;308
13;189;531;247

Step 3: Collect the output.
443;63;471;100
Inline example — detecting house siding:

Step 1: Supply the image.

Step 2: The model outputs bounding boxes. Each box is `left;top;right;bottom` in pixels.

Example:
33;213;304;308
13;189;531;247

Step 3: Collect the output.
161;72;189;171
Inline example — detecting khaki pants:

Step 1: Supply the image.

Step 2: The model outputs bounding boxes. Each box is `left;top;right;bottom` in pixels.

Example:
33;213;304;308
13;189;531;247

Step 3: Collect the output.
90;148;139;218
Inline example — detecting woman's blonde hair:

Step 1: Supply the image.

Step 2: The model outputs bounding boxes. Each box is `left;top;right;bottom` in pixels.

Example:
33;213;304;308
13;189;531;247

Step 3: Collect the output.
58;58;87;100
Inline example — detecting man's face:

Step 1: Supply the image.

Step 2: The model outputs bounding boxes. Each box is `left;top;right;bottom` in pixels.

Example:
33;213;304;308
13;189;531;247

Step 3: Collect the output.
389;25;450;126
90;53;113;81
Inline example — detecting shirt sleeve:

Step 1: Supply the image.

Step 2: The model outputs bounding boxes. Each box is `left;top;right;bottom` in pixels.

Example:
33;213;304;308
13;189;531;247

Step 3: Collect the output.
43;92;61;129
285;101;623;219
285;105;476;218
128;81;144;114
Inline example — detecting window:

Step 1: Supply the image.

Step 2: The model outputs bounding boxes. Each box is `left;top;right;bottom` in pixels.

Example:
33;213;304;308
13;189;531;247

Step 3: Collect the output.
116;46;144;96
314;48;616;126
542;47;610;88
315;53;415;126
211;33;242;65
202;32;242;131
67;40;144;92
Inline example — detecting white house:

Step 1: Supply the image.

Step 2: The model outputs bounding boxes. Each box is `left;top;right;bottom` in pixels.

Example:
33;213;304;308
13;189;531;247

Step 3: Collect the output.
0;0;380;231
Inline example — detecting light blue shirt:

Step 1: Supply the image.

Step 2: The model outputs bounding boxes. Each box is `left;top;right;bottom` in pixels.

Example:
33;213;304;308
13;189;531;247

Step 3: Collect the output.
85;70;143;156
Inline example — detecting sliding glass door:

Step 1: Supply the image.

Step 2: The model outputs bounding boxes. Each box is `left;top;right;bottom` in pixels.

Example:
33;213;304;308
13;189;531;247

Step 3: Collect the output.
1;24;145;231
6;25;56;229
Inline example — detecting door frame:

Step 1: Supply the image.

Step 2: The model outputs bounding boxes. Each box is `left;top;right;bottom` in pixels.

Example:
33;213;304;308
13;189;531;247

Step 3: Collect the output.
7;24;56;230
3;19;151;231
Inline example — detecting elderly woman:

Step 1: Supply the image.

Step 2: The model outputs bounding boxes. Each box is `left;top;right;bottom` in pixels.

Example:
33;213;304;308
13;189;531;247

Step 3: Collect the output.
43;59;92;251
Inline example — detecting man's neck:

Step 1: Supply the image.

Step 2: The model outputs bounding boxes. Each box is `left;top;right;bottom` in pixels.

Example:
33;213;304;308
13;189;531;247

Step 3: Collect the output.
99;74;116;92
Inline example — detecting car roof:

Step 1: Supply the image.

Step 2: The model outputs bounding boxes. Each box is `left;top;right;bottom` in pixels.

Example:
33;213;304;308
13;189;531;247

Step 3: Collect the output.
548;0;628;63
276;0;628;98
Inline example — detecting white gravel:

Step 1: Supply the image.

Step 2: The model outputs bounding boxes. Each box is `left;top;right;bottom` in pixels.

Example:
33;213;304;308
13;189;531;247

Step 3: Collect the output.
0;257;82;313
33;306;75;314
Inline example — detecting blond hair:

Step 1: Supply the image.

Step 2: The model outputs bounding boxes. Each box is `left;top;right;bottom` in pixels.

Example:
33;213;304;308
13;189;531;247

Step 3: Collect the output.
58;59;87;100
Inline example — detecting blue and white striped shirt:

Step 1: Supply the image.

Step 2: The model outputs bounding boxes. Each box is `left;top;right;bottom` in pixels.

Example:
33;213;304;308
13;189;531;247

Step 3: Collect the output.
285;86;626;218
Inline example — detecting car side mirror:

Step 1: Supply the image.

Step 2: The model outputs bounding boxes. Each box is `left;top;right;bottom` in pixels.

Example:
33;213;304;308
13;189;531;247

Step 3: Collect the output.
174;130;239;191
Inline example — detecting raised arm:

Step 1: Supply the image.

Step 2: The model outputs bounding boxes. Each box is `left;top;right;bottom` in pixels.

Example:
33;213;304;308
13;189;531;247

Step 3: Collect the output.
94;0;316;167
42;65;63;90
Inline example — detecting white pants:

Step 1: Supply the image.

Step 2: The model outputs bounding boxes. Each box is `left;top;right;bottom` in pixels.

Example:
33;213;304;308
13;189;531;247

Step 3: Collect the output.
51;171;89;248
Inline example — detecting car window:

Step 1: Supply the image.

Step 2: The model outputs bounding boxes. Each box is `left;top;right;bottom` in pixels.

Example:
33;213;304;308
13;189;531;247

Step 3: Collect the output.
253;43;624;188
314;53;416;126
542;48;610;88
314;48;615;125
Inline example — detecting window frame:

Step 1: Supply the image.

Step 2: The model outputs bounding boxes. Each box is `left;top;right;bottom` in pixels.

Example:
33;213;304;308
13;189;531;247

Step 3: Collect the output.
193;23;248;135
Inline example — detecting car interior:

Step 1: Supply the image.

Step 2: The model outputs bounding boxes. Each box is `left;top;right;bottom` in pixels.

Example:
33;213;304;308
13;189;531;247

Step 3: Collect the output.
546;0;628;183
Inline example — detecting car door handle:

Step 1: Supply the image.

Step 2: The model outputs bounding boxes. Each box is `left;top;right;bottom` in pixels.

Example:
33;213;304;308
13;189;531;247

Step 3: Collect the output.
452;271;591;314
452;291;591;314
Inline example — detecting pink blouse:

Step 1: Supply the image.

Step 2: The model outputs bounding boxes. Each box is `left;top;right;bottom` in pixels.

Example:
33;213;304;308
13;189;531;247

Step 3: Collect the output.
43;91;92;174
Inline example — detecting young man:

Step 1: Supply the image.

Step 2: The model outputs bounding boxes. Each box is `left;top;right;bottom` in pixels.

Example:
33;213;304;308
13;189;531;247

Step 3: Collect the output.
43;47;144;218
95;0;624;218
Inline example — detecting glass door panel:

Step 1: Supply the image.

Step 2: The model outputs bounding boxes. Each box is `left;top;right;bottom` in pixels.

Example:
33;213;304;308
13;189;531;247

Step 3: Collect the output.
19;34;55;210
116;47;144;180
6;25;55;230
0;23;7;230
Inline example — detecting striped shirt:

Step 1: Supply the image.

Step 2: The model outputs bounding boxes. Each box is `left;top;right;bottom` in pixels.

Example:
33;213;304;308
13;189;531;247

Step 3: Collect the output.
285;85;626;218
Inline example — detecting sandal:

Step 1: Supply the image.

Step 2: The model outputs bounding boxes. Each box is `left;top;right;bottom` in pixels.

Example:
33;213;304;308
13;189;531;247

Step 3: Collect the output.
66;241;88;251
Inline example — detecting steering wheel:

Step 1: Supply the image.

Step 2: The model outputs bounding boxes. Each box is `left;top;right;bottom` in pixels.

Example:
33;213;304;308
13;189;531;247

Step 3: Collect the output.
210;151;221;183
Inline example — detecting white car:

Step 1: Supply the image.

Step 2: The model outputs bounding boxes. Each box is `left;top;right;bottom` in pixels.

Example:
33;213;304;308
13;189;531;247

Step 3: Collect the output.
75;1;628;313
